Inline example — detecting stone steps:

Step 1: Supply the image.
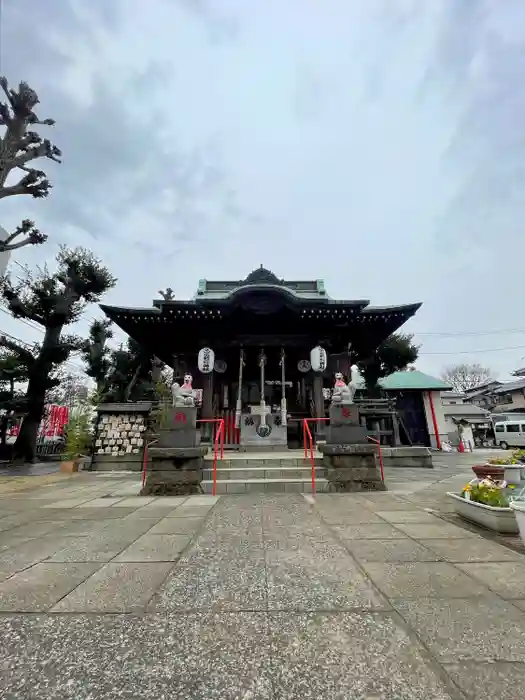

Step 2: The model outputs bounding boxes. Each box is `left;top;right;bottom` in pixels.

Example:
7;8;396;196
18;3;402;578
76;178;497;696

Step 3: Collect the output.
201;477;330;494
201;463;327;494
203;457;323;469
202;466;325;481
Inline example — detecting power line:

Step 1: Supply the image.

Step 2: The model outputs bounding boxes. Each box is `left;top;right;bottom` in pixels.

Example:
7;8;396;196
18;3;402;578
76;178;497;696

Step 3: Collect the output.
0;328;85;374
415;329;525;338
419;344;525;356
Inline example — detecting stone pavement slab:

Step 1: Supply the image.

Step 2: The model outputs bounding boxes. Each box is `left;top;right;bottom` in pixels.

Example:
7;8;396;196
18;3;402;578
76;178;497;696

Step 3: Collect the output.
41;498;94;508
267;612;461;699
0;536;75;582
135;496;188;508
332;523;408;539
52;562;174;613
393;597;525;662
420;537;524;563
266;545;389;611
361;561;491;599
166;505;215;518
343;537;441;563
110;496;156;507
49;532;143;563
456;561;525;599
375;509;445;524
113;533;191;562
314;507;386;524
7;520;67;538
147;516;206;535
77;497;125;508
0;562;100;611
151;552;267;612
444;661;525;700
1;612;272;700
394;521;482;539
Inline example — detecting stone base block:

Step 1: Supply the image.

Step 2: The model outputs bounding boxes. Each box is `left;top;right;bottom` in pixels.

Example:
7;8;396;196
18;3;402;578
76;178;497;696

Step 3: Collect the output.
319;443;386;492
141;446;207;496
157;428;200;448
380;447;433;469
141;470;203;496
326;425;368;445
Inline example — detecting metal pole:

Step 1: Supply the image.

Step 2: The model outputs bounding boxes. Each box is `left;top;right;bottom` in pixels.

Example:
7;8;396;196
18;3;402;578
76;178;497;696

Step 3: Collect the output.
280;348;287;427
234;348;244;429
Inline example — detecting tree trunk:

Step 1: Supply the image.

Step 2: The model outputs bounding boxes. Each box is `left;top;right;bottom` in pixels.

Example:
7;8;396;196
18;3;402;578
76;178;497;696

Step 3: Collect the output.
12;325;62;464
11;395;44;463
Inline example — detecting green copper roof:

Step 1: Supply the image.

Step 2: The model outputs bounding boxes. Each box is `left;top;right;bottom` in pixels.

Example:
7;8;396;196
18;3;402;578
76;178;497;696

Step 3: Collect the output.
380;370;451;391
195;266;328;300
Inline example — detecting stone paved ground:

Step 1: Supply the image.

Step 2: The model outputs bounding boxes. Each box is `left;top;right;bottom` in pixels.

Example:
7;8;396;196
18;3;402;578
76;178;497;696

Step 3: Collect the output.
1;453;525;699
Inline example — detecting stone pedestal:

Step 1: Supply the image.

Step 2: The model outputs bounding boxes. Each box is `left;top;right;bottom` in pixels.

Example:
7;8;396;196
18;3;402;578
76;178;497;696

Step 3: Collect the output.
157;406;200;448
141;446;208;496
326;404;367;445
141;406;207;495
319;443;386;492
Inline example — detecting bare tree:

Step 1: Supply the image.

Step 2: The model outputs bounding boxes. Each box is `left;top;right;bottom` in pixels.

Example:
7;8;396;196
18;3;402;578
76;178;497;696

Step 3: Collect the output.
0;76;61;253
441;363;494;393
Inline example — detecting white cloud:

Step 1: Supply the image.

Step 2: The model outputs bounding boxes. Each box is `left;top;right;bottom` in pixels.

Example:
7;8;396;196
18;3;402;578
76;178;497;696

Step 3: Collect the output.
1;0;524;379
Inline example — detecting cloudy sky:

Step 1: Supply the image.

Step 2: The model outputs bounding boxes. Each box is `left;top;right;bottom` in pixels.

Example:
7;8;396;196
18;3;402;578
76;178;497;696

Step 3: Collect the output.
1;0;524;380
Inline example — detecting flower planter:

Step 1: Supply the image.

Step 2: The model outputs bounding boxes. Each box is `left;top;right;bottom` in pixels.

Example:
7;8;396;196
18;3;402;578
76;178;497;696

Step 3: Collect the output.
447;492;518;534
509;501;525;544
60;459;80;474
472;464;504;480
504;465;524;486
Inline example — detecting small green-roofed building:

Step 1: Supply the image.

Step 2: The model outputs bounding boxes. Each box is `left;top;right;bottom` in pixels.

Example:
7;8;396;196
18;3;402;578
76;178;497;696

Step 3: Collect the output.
380;371;452;392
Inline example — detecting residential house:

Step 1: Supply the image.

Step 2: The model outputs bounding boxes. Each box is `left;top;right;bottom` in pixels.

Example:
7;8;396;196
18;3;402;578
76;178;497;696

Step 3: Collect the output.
464;375;525;415
441;391;492;447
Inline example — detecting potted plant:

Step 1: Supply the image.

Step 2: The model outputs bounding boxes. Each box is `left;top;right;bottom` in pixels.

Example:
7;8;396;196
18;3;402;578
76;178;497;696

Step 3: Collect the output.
471;462;505;480
509;489;525;544
447;478;519;534
61;409;92;473
484;454;525;485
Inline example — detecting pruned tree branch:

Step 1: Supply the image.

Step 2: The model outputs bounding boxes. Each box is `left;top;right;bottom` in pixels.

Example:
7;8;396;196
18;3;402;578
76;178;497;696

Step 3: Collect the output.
0;335;36;365
0;219;47;253
0;169;51;200
0;75;60;253
0;276;46;326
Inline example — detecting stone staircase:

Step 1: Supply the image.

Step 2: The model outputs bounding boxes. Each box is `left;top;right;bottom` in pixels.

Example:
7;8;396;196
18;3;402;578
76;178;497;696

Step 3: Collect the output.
201;456;329;494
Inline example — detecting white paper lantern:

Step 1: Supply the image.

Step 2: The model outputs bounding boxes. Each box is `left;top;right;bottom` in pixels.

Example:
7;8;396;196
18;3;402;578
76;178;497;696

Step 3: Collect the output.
310;346;327;373
198;347;215;373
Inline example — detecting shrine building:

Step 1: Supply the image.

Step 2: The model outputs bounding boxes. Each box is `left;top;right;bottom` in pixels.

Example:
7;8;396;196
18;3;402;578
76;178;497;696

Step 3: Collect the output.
100;266;424;450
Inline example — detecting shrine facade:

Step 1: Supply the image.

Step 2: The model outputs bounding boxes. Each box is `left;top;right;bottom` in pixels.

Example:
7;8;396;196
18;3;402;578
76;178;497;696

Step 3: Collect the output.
100;266;421;449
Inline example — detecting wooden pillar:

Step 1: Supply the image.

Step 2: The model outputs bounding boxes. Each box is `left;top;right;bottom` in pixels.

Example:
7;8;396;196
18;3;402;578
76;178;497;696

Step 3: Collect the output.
313;374;324;432
201;372;213;419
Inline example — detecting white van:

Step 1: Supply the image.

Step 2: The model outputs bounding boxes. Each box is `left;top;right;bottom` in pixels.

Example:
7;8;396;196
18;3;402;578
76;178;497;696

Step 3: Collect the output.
494;420;525;449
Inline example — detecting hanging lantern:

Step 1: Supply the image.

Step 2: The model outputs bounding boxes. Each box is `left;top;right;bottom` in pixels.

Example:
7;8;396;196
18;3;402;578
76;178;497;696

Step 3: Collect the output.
310;345;327;373
198;347;215;374
214;359;227;374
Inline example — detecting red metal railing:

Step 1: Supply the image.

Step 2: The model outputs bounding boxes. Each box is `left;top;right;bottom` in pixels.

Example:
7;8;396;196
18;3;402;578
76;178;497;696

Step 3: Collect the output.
366;435;385;483
214;409;240;445
301;418;386;494
141;438;158;489
302;417;329;497
197;418;225;496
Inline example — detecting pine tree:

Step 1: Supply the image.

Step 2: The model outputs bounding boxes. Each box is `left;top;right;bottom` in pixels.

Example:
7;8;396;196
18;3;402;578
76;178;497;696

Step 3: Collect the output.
0;247;115;462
